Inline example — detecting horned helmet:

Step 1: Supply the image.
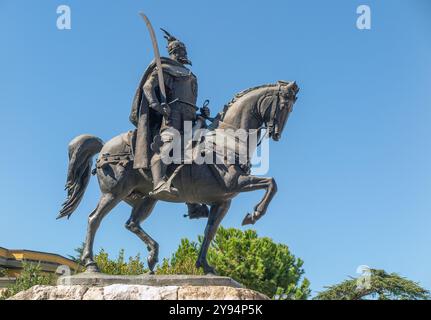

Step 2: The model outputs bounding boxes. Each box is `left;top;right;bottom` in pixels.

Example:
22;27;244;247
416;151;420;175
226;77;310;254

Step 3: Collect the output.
161;28;192;66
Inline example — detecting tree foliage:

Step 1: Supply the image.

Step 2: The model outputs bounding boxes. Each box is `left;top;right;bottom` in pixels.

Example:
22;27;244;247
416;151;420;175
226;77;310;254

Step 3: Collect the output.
94;249;147;275
68;242;84;265
157;227;310;299
315;269;430;300
156;239;204;276
69;244;147;275
0;261;54;300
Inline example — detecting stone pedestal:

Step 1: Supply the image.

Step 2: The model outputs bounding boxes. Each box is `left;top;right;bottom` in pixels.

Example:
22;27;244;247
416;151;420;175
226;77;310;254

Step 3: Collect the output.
8;284;268;300
8;273;269;300
57;273;243;288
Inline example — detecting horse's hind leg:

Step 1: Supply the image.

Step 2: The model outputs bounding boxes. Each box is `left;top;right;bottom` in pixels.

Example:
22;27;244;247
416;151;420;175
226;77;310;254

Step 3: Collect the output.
235;175;278;226
196;200;231;274
124;197;159;273
81;193;122;272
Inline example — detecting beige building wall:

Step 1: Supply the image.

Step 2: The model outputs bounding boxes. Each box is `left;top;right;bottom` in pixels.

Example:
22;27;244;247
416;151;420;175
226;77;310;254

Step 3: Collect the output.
0;247;80;278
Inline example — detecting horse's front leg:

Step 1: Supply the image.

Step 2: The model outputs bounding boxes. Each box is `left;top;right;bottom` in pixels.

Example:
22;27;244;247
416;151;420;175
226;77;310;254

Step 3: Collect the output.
196;200;231;274
235;175;278;226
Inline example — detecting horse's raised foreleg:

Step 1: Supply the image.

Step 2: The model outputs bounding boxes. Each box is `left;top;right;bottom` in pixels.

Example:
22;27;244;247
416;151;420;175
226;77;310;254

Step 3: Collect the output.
196;200;231;274
124;197;159;273
81;193;122;272
235;175;278;226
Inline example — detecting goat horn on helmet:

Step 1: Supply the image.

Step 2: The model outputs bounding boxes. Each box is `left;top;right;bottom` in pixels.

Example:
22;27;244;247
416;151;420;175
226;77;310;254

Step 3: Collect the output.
160;28;177;42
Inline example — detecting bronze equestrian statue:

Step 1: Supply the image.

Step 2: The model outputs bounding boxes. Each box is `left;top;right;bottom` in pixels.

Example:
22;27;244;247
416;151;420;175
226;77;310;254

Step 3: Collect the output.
57;14;300;275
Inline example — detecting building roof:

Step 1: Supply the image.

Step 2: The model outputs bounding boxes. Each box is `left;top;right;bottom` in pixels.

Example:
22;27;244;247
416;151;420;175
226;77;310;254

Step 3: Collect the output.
0;247;79;271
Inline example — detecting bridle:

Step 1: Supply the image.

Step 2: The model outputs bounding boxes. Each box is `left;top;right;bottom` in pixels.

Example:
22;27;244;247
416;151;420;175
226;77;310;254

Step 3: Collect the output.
216;82;297;146
255;84;296;146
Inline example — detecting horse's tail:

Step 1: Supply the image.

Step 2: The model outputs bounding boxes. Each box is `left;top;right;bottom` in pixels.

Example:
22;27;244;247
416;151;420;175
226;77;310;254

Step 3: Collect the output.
57;134;104;220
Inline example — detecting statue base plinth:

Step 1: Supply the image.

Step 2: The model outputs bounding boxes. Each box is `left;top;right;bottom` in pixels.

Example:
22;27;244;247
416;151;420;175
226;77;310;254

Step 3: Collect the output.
8;284;268;300
8;273;269;300
57;272;243;288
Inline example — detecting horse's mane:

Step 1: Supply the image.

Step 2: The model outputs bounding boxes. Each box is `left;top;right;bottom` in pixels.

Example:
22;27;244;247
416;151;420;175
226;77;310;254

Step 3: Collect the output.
216;83;279;121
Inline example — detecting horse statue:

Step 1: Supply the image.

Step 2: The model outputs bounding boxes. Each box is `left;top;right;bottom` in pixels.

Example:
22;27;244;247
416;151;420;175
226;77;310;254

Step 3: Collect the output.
57;80;299;274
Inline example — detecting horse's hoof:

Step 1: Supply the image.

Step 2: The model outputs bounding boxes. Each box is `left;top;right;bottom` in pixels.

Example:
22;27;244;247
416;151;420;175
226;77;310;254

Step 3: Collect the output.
147;255;159;273
204;266;217;275
241;213;255;226
197;260;217;275
84;263;100;273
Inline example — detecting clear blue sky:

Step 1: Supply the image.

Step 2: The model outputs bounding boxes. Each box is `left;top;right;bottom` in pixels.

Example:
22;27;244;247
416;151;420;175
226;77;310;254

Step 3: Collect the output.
0;0;430;296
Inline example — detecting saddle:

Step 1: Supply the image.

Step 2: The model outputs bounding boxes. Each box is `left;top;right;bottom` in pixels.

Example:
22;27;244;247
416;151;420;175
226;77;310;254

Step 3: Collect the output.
94;129;250;192
94;130;136;172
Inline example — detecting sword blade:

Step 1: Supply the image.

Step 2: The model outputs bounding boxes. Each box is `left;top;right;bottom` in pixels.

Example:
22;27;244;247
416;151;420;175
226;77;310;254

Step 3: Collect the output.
139;12;166;104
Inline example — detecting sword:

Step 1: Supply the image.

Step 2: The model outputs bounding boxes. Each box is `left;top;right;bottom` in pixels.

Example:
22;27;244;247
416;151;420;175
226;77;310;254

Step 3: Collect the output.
139;12;167;107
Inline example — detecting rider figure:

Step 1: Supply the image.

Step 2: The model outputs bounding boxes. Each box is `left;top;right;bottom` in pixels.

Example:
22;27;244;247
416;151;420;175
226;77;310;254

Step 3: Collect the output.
145;29;208;196
135;29;210;198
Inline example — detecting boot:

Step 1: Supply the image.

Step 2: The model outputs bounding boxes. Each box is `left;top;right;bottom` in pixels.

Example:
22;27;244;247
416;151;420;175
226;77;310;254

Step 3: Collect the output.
150;156;178;197
186;203;209;219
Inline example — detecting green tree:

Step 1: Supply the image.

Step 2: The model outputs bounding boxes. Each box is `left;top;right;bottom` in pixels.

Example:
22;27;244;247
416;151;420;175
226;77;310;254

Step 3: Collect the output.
94;249;147;275
315;269;430;300
67;242;85;273
157;239;204;275
69;244;147;275
1;261;54;300
0;267;6;277
157;227;310;299
68;242;85;265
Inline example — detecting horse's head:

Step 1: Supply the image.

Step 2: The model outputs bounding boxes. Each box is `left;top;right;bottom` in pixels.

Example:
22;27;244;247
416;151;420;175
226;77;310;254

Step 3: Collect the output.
215;81;299;142
267;81;299;141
